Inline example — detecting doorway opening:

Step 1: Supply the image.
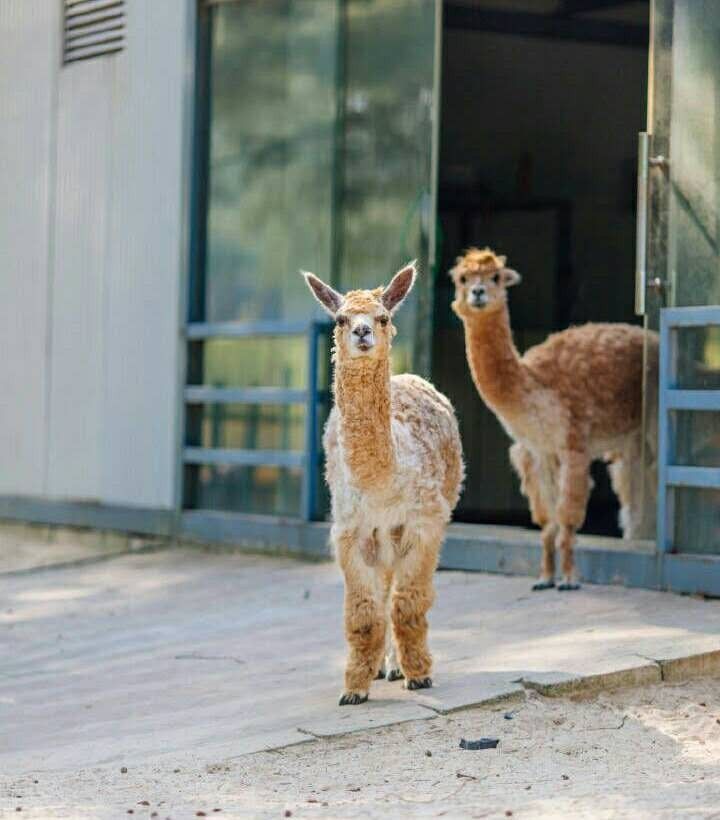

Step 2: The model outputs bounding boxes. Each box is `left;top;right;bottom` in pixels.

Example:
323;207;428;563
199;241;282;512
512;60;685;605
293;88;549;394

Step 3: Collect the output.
433;1;650;534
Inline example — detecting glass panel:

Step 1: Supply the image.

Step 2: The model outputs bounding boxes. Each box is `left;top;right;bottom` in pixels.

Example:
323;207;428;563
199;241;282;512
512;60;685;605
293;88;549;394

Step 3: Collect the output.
673;411;720;468
674;488;720;554
194;465;302;517
674;326;720;389
190;337;308;389
188;404;305;452
204;0;339;323
647;1;720;555
339;0;437;374
666;1;720;308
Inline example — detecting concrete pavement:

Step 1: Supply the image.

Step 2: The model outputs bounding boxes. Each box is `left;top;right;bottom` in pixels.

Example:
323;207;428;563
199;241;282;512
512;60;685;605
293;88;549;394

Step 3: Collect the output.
2;533;720;778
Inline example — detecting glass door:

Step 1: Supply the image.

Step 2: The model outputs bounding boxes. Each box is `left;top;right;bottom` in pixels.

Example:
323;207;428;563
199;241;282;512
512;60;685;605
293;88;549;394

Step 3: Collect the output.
642;0;720;555
185;0;441;521
337;0;440;376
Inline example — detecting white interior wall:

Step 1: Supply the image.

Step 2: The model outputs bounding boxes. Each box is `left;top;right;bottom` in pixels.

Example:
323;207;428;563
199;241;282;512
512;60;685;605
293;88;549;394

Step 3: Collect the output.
0;0;191;509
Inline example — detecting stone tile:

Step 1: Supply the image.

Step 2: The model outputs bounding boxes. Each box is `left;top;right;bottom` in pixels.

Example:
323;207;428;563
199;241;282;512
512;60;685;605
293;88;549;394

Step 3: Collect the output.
297;701;435;738
411;673;524;714
522;660;661;696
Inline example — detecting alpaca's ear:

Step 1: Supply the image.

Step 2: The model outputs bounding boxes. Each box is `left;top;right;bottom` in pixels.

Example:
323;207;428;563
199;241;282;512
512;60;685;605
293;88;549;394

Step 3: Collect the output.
501;268;522;287
301;271;343;316
382;262;417;314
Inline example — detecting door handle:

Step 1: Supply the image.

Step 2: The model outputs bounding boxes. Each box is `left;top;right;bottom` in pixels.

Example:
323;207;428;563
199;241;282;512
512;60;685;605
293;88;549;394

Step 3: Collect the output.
636;132;670;315
635;132;650;316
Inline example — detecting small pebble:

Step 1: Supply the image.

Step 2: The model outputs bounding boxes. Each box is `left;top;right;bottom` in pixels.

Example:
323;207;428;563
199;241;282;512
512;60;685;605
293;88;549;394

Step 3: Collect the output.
197;813;206;817
506;812;513;817
562;775;570;781
504;712;514;720
120;767;128;774
425;750;432;757
284;812;292;818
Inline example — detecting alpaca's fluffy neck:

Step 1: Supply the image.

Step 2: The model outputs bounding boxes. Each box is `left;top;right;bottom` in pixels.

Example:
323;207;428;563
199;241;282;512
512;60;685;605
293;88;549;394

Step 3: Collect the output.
462;302;528;414
333;352;395;491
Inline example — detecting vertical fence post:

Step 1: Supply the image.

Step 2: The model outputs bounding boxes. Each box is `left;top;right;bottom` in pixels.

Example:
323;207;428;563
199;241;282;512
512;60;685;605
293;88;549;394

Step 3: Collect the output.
301;321;321;521
657;309;674;553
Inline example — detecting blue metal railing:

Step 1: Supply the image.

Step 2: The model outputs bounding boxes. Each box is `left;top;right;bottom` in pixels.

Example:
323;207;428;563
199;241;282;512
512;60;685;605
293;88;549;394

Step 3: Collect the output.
184;319;331;521
657;306;720;551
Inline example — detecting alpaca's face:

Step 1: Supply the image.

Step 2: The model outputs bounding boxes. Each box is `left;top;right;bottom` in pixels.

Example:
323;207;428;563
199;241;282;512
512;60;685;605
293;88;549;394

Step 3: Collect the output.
302;264;417;360
334;290;393;359
449;247;521;317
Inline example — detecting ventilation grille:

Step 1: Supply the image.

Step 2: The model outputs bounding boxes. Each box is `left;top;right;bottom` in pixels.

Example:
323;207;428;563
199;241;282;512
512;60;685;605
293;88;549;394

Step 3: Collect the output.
63;0;126;65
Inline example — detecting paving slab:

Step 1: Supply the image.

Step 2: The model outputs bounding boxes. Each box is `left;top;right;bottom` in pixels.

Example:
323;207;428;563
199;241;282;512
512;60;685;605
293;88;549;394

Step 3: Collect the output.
1;539;720;778
0;523;146;575
297;700;435;737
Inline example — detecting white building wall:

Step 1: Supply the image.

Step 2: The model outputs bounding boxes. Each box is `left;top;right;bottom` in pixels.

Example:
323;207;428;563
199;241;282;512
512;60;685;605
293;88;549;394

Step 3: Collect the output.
0;0;59;496
0;0;192;510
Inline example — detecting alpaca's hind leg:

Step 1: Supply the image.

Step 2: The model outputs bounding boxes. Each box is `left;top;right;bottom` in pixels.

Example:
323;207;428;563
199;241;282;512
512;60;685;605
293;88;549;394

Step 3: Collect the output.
555;450;591;591
391;537;439;690
337;536;387;705
376;570;403;681
510;444;556;590
377;621;403;681
607;454;632;537
608;441;657;540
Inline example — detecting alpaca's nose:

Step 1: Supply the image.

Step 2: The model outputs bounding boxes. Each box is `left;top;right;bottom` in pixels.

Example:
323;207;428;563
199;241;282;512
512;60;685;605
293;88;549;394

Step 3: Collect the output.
471;285;486;299
353;323;372;340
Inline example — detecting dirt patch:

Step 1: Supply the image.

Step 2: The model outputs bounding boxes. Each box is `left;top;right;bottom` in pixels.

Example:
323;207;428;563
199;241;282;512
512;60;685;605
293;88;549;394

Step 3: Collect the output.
4;677;720;819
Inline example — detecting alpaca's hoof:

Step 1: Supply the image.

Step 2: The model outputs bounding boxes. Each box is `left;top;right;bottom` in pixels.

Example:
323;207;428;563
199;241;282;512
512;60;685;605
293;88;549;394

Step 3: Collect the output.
557;581;581;591
386;668;404;682
406;676;432;690
375;668;386;680
339;691;369;706
532;579;555;591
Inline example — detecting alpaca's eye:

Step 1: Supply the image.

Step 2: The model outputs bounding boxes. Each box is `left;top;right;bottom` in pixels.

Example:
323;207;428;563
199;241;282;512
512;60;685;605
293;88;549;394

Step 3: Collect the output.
459;275;467;285
378;315;389;326
336;315;347;327
492;273;500;285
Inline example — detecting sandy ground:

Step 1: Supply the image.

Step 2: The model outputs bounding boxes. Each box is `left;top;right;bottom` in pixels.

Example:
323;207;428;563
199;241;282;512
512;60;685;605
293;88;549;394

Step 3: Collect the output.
3;677;720;820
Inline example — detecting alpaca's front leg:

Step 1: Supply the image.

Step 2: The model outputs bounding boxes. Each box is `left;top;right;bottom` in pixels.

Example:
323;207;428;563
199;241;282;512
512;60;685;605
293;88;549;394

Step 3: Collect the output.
391;540;438;690
338;541;387;705
555;450;591;591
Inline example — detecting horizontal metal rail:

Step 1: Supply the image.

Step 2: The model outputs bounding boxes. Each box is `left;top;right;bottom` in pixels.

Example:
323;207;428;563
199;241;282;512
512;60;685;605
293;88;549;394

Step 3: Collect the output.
667;466;720;490
184;386;309;405
184;447;304;469
666;390;720;411
661;306;720;327
186;320;313;340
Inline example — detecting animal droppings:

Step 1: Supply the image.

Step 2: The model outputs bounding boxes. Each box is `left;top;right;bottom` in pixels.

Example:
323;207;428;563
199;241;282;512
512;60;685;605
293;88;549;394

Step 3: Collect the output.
459;737;499;750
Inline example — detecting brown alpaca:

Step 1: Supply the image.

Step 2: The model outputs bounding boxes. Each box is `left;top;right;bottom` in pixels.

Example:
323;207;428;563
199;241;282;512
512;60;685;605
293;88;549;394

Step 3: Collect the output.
450;248;657;590
303;264;464;704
